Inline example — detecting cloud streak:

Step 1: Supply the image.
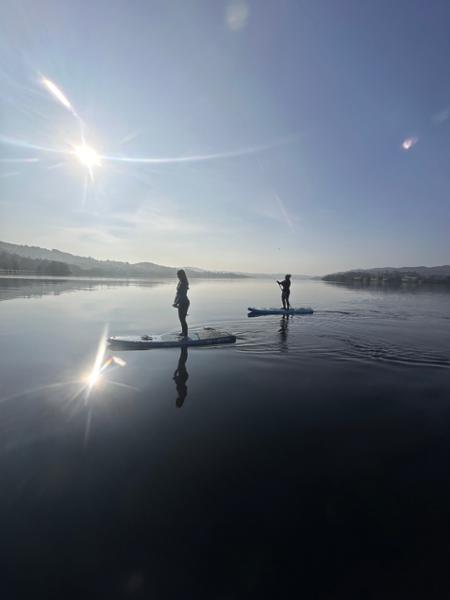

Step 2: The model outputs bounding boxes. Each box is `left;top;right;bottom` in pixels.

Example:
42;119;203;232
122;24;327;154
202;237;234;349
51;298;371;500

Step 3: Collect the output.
274;193;295;231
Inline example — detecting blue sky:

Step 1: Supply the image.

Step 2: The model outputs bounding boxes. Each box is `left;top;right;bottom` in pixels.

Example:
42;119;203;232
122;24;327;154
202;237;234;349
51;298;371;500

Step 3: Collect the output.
0;0;449;274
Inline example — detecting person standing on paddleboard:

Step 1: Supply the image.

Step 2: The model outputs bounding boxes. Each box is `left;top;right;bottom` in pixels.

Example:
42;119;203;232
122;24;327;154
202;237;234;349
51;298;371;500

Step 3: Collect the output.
277;274;291;310
173;269;190;338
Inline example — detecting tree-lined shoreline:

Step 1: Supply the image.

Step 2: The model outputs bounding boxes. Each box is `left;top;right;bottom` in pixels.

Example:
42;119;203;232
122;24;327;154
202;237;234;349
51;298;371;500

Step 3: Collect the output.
0;241;245;279
323;266;450;285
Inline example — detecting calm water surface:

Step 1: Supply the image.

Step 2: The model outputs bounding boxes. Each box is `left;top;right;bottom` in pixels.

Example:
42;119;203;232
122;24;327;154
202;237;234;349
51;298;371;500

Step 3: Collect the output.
1;277;450;598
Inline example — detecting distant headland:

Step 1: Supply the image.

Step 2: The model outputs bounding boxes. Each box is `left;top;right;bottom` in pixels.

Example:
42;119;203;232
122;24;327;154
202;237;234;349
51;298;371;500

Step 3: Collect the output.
323;266;450;285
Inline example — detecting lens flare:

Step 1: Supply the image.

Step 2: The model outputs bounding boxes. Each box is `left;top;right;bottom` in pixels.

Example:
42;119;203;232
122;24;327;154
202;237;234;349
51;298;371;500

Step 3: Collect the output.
83;325;109;395
83;326;126;396
0;74;299;204
84;354;126;391
41;77;74;112
112;356;126;367
100;136;294;165
402;137;418;151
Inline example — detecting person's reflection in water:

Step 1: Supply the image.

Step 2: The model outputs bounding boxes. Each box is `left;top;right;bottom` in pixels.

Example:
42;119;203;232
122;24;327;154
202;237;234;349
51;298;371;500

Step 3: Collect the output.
173;346;189;408
278;315;290;352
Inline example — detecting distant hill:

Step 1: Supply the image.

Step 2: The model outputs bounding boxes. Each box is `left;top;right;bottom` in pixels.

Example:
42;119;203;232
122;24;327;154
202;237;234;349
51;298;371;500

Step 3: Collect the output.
0;241;246;279
323;265;450;284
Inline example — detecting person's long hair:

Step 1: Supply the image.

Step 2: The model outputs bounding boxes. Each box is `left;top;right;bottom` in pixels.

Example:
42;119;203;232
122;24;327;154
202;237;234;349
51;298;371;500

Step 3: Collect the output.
177;269;189;288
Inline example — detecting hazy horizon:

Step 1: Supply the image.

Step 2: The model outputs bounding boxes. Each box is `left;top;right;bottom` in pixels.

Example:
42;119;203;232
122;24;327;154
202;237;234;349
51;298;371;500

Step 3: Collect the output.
2;238;450;278
1;1;450;274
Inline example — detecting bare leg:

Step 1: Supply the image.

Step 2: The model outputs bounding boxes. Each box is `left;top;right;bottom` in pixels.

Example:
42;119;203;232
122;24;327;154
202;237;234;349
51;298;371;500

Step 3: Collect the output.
178;304;188;337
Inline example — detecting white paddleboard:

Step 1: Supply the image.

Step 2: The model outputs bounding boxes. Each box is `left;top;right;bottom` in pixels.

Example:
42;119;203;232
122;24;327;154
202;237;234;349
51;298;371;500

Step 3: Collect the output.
108;327;236;349
248;307;314;316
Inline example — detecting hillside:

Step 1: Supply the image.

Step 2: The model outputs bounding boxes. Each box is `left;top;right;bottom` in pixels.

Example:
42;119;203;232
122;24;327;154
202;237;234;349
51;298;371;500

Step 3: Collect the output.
323;265;450;284
0;241;246;279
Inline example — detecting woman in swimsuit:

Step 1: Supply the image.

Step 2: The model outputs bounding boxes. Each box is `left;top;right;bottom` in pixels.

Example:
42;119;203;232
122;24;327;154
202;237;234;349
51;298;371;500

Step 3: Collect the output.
173;269;190;338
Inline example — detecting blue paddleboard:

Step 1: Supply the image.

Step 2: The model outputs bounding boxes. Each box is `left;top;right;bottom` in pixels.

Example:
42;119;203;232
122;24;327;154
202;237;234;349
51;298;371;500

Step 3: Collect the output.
248;307;314;316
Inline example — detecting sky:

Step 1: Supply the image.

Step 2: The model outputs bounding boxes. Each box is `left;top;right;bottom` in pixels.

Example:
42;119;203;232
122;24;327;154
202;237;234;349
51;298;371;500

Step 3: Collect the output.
0;0;449;275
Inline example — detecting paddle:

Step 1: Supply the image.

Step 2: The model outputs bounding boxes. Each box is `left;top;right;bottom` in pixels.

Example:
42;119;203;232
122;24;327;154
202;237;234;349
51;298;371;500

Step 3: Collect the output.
276;280;285;310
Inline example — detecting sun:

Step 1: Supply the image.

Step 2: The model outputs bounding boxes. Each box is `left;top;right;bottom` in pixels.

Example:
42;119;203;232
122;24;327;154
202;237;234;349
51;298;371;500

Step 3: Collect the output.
73;143;101;179
86;368;102;389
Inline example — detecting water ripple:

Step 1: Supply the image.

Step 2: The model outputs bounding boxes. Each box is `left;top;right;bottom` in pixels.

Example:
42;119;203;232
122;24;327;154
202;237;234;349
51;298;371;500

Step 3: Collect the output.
232;312;450;369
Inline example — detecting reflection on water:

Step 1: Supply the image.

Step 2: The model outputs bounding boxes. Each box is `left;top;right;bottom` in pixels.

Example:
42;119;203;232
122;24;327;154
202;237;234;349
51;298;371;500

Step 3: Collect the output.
278;315;290;353
0;276;168;301
324;279;450;295
173;346;189;408
1;276;450;597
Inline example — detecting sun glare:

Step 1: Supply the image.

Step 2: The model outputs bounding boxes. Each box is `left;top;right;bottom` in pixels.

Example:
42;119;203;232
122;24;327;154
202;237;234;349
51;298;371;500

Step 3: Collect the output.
86;369;102;388
72;144;101;180
74;144;101;169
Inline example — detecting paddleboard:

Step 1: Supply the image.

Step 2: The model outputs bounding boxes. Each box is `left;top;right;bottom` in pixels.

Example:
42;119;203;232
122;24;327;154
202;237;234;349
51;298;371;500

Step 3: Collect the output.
248;307;314;316
108;327;236;349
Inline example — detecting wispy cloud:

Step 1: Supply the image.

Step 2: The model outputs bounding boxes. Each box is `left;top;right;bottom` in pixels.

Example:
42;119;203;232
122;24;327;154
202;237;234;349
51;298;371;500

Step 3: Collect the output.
0;157;39;163
117;130;142;147
226;0;250;31
125;206;207;234
274;193;295;231
68;203;208;237
254;156;297;231
256;195;299;230
51;226;120;248
432;107;450;124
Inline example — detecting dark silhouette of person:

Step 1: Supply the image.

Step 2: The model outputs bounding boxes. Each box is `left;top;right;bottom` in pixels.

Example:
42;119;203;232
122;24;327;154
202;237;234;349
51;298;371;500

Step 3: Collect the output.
173;269;190;338
173;346;189;408
276;274;292;310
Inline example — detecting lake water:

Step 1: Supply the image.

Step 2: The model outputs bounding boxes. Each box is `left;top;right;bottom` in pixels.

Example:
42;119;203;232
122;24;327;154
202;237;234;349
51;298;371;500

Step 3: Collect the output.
1;276;450;598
